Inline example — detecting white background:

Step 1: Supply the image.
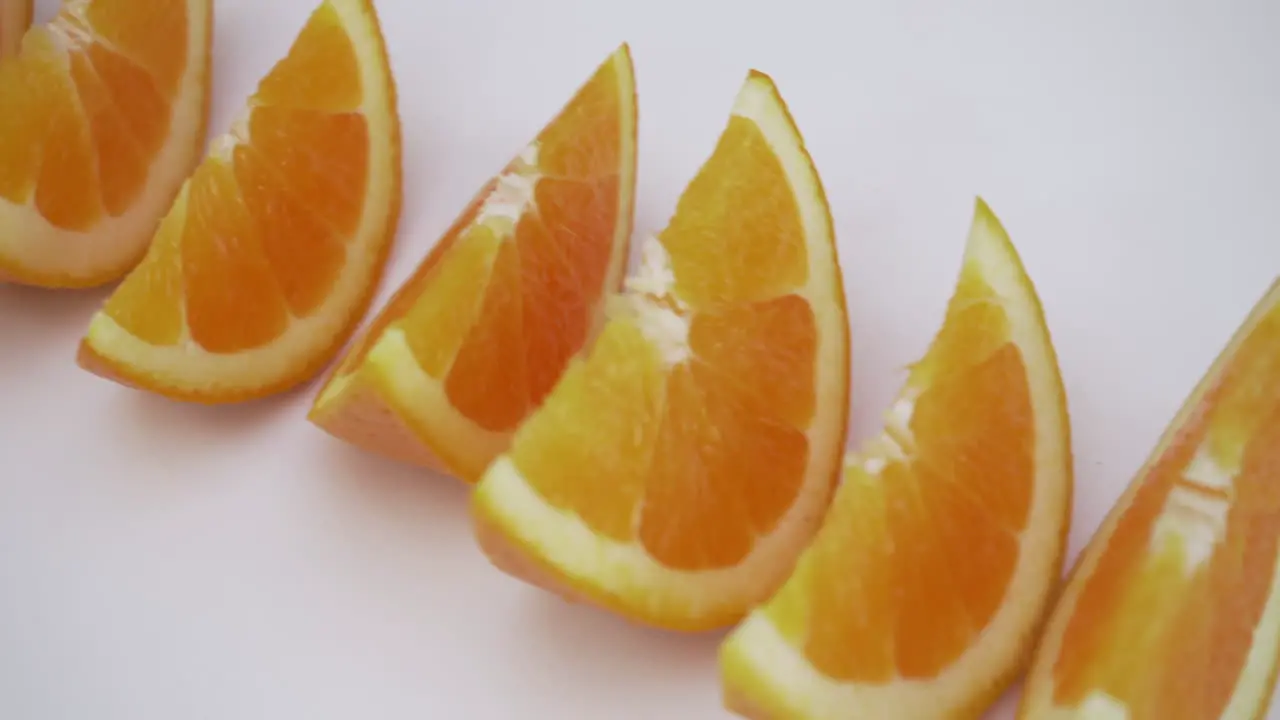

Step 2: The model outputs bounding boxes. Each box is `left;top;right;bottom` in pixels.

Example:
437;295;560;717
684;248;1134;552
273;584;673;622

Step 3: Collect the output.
2;0;1278;717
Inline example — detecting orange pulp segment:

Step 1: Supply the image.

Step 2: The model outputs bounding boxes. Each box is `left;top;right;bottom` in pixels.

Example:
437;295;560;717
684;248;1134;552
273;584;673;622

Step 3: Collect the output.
720;199;1073;719
1019;278;1280;720
0;0;212;288
307;45;637;482
0;0;31;59
470;71;851;632
77;0;400;403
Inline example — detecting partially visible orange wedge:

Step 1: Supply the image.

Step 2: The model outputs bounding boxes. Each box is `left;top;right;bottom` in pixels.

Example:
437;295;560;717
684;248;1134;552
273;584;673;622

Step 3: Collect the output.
0;0;212;288
77;0;400;403
308;45;637;482
720;200;1073;719
470;71;851;632
1020;279;1280;720
0;0;31;60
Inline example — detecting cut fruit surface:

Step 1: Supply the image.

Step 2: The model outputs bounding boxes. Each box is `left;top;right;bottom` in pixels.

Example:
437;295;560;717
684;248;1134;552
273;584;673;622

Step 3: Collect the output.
0;0;212;288
470;71;851;632
720;200;1073;719
0;0;31;60
1020;279;1280;720
77;0;400;403
308;45;637;482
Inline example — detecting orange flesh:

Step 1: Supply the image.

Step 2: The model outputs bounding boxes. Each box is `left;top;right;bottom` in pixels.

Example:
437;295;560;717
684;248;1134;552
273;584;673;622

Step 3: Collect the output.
103;1;367;352
0;1;32;60
0;0;185;230
336;181;495;374
508;117;819;571
662;117;809;306
446;238;530;430
436;99;621;428
356;55;627;434
101;189;187;345
1050;303;1280;718
761;265;1034;681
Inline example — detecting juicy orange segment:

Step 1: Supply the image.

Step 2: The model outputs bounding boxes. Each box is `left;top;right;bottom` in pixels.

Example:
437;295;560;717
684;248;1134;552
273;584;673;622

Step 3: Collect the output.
0;0;211;288
76;0;400;403
0;0;31;60
470;71;851;632
720;200;1073;719
308;46;636;482
1020;278;1280;720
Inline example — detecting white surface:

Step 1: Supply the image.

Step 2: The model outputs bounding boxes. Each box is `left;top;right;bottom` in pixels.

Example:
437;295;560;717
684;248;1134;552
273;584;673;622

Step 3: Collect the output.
1;0;1278;718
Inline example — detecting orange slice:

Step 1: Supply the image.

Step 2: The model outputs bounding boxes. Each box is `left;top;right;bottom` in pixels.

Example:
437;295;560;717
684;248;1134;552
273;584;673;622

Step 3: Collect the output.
720;200;1073;719
1020;279;1280;720
0;0;32;60
470;71;851;632
308;45;636;482
76;0;400;403
0;0;212;288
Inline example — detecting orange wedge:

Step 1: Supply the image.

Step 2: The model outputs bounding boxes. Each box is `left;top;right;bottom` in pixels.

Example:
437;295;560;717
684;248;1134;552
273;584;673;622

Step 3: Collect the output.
1019;279;1280;720
76;0;400;403
308;45;636;481
720;200;1073;719
0;0;31;60
470;71;851;632
0;0;212;288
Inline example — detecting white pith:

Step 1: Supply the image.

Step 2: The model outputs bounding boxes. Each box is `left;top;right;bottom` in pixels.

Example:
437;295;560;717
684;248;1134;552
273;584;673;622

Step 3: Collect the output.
1151;491;1229;574
312;46;637;479
1144;445;1239;573
611;236;691;367
207;107;252;162
0;0;210;285
477;143;539;225
721;203;1073;718
472;72;851;628
83;0;398;396
1019;280;1280;720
